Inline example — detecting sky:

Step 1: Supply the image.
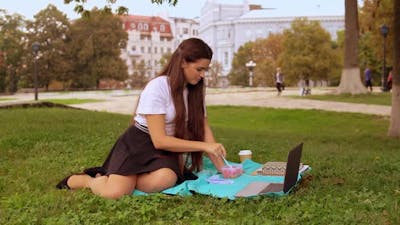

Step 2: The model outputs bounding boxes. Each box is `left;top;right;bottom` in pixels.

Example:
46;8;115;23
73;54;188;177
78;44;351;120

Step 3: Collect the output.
0;0;347;20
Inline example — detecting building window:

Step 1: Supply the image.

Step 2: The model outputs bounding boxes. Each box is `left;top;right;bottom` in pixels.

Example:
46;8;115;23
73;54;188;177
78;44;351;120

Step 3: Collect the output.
224;52;228;65
148;47;151;53
182;28;189;34
131;46;136;51
161;47;164;54
144;23;149;31
160;24;165;32
141;46;144;53
130;23;136;29
154;47;157;53
193;29;197;36
138;23;143;30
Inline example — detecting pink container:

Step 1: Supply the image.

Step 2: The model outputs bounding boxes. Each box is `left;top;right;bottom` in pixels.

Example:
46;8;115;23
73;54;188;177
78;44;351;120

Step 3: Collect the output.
221;164;243;178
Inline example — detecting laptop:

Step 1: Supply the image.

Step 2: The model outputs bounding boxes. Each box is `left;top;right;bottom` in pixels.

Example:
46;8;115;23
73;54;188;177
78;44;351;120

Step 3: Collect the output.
235;143;303;197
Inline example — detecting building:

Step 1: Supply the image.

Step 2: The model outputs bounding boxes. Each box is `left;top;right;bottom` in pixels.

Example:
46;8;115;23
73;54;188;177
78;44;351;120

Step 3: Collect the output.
120;15;174;81
119;15;201;87
199;0;344;86
166;17;199;50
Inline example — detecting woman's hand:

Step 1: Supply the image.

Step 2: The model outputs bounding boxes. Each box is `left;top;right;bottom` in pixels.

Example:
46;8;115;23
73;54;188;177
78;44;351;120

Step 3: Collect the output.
203;142;226;158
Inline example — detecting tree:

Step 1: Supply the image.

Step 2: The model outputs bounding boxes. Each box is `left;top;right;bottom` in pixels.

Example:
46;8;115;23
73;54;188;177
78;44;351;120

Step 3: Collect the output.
278;18;340;87
64;0;178;16
67;8;128;89
129;60;148;88
0;10;27;93
228;41;254;86
207;60;222;88
359;0;393;87
330;30;345;86
337;0;367;94
26;4;71;91
388;0;400;137
159;51;172;69
252;33;283;87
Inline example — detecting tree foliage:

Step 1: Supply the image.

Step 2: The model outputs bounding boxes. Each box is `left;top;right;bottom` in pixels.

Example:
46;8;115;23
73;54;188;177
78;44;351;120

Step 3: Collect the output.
25;4;71;90
64;0;178;16
0;10;26;93
208;60;223;88
229;36;283;87
129;60;148;88
278;18;340;85
228;41;254;86
359;0;393;69
252;34;283;86
159;51;172;70
67;8;128;89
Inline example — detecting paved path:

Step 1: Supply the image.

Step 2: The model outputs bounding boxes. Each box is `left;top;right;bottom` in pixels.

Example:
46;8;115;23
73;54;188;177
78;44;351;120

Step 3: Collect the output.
0;87;391;116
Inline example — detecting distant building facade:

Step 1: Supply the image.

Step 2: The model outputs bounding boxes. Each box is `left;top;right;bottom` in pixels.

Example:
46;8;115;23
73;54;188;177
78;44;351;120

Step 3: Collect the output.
167;17;199;49
119;15;200;87
120;15;174;80
199;0;344;86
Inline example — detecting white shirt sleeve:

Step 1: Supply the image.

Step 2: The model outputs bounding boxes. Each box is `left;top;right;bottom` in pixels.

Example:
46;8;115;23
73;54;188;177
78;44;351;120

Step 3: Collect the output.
134;76;178;135
136;76;170;115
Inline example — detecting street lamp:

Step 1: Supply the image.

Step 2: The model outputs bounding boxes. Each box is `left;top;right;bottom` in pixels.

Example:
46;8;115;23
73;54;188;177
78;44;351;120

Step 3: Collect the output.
245;60;256;87
32;42;40;100
380;24;389;91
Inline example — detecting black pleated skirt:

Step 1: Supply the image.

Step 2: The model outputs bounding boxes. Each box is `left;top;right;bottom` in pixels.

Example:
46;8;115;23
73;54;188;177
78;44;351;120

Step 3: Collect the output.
101;125;183;182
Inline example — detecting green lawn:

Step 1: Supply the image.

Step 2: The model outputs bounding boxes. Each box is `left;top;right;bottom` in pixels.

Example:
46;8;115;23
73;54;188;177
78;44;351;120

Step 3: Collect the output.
0;98;16;101
42;98;105;105
0;106;399;224
292;92;392;106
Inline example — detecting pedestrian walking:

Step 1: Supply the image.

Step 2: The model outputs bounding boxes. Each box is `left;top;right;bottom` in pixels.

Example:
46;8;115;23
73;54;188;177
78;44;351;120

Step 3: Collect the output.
275;67;284;96
364;67;373;92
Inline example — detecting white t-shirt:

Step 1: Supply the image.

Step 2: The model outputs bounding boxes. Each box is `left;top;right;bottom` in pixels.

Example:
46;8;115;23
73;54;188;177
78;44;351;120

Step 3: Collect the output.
134;76;189;136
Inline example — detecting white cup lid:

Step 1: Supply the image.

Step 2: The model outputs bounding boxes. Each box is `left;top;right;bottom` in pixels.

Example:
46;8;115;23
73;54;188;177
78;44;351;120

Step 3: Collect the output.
238;150;252;155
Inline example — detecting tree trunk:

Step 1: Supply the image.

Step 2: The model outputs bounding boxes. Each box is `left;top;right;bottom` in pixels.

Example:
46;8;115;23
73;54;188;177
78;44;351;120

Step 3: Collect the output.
337;0;367;94
388;0;400;137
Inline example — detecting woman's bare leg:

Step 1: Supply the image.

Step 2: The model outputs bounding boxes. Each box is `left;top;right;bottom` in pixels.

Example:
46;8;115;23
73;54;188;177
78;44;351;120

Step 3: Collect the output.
136;168;177;193
66;168;177;199
67;174;93;189
88;174;137;199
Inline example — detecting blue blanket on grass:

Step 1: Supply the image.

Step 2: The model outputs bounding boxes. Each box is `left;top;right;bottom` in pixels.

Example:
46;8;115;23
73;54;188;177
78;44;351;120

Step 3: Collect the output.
132;157;306;200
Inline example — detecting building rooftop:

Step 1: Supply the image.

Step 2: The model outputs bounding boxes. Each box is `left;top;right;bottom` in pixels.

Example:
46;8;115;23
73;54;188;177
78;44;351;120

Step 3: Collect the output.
240;8;344;20
121;15;173;37
208;0;344;18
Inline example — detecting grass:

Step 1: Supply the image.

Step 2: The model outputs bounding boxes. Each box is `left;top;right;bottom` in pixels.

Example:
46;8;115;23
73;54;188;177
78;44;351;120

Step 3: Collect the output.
0;106;399;224
41;98;105;105
0;98;16;101
292;92;392;106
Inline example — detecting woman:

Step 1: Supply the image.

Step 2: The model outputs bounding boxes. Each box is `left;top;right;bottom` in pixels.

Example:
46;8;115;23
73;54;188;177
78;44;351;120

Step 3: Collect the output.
56;38;226;199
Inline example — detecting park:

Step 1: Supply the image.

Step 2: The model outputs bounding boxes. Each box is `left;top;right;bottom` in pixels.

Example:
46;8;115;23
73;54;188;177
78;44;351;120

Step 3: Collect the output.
1;0;400;224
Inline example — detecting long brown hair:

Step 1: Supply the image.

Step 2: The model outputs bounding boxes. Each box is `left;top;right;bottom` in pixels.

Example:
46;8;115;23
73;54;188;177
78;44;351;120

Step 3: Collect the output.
159;38;213;172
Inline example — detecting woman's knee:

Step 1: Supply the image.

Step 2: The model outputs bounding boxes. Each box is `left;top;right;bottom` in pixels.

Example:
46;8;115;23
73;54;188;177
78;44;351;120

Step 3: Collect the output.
136;168;177;193
90;175;136;199
99;188;130;199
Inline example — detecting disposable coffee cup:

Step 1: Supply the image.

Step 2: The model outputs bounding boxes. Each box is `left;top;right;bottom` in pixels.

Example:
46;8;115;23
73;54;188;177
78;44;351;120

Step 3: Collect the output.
239;150;252;162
